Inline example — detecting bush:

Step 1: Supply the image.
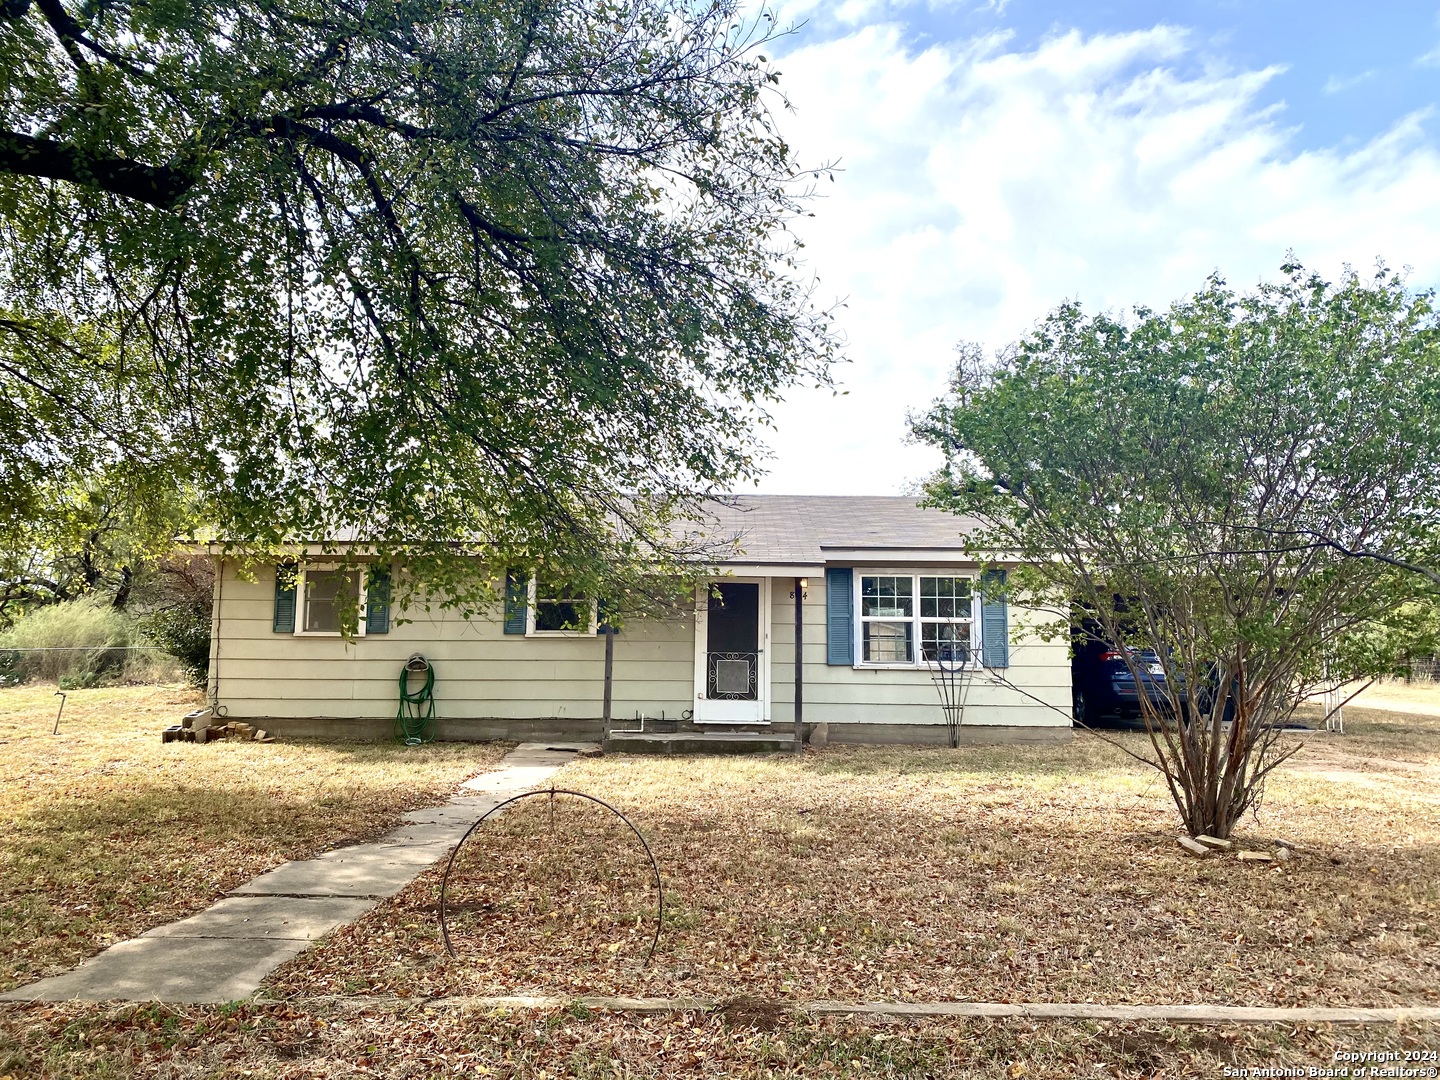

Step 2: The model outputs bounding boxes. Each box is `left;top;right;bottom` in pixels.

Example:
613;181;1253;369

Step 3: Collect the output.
0;599;181;685
144;600;212;686
0;649;22;686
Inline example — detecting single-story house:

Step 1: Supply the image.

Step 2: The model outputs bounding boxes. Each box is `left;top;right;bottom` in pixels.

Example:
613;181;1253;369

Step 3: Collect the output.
204;495;1071;744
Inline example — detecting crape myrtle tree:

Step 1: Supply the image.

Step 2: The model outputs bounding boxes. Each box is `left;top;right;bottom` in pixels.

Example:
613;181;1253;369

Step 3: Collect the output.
0;0;838;618
911;264;1440;839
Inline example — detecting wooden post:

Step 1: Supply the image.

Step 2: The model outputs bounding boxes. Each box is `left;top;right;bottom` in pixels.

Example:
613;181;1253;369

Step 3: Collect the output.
793;577;804;754
602;623;615;746
208;555;223;711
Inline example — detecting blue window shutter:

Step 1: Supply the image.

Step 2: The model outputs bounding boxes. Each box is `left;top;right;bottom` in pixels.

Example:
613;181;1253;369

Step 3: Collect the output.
366;567;392;634
272;564;297;634
826;567;853;666
981;569;1009;669
503;571;528;634
596;598;618;634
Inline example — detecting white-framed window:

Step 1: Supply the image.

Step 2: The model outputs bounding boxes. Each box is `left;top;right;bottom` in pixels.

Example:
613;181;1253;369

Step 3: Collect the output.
860;574;914;664
856;572;978;667
297;566;366;636
528;577;597;635
919;575;974;665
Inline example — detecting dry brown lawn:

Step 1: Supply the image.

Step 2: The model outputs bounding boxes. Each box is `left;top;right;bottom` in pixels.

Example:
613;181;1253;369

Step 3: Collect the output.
1347;678;1440;717
269;711;1440;1011
0;684;506;993
1;693;1437;1078
1;998;1435;1079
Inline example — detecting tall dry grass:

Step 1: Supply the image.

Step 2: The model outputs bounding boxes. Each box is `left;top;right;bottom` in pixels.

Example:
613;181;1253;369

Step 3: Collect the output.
0;599;181;686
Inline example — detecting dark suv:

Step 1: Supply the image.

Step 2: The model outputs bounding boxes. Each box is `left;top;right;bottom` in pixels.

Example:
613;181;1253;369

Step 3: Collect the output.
1071;637;1185;726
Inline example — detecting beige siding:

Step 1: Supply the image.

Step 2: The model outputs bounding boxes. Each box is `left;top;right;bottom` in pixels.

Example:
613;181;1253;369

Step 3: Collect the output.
212;561;1069;728
211;561;694;722
767;575;1069;728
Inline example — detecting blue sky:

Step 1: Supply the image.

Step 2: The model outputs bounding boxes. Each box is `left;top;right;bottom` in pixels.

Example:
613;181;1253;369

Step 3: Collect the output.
751;1;1440;493
872;2;1440;151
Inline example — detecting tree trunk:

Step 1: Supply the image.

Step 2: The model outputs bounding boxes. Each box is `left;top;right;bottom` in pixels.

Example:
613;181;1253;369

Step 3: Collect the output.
111;566;133;610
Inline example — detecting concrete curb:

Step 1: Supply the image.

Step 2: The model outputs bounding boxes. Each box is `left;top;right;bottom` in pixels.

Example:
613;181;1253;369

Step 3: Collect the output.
378;995;1440;1027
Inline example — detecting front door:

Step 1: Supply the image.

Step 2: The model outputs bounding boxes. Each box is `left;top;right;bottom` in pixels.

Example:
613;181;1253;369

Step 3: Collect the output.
694;580;769;723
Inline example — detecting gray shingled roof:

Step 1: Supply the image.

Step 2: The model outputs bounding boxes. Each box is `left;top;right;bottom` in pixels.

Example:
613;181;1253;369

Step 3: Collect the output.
699;495;982;564
215;494;981;563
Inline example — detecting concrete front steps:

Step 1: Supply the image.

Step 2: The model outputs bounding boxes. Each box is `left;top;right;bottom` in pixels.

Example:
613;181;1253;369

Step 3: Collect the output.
604;731;793;755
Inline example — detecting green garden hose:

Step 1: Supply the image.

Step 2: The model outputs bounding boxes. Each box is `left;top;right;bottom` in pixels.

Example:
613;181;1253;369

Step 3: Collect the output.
396;654;437;745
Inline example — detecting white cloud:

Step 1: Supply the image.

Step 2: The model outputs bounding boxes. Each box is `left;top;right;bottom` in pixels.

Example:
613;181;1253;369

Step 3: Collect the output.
1323;70;1375;93
750;24;1440;494
1418;43;1440;68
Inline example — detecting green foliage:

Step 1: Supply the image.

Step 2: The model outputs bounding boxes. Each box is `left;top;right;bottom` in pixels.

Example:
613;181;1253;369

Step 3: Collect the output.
143;600;211;687
1325;601;1440;684
912;262;1440;836
0;647;21;686
0;459;202;626
1;0;838;608
137;555;215;685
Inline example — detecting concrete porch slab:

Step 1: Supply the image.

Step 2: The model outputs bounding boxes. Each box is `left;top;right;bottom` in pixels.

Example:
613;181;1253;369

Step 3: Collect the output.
606;732;791;755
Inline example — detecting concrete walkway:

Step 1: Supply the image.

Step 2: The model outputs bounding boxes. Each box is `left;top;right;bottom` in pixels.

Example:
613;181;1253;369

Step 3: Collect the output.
0;744;585;1004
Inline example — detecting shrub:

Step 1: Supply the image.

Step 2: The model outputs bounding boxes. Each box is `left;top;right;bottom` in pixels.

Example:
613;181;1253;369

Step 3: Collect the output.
0;649;22;686
143;601;212;686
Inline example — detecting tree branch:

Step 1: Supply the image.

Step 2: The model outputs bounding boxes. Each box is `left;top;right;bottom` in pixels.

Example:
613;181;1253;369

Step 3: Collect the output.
0;129;193;209
1180;520;1440;588
455;194;541;248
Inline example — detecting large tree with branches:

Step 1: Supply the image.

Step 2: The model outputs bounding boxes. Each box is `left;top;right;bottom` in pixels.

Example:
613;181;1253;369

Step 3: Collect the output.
0;0;836;612
912;264;1440;838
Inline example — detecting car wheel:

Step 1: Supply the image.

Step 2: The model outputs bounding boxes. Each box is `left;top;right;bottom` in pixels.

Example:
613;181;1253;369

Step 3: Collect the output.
1072;689;1090;726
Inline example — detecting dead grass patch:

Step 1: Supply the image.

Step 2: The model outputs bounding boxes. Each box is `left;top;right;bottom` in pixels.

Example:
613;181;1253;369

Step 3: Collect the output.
0;684;507;992
270;714;1440;1010
0;999;1434;1079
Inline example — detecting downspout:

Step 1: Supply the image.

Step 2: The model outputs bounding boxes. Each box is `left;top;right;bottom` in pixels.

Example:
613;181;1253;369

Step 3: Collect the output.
793;576;805;755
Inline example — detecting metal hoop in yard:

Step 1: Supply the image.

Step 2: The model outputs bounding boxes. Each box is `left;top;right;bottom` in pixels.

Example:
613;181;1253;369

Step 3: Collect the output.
932;642;968;675
438;788;664;967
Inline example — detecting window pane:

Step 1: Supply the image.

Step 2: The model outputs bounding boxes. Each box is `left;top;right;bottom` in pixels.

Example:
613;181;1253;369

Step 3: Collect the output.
920;577;971;620
861;575;912;618
536;599;587;632
922;621;972;664
304;569;360;633
534;577;589;632
863;620;913;662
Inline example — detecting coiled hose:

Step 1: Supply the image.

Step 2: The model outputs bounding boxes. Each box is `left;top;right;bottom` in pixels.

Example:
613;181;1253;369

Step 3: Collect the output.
396;654;437;745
